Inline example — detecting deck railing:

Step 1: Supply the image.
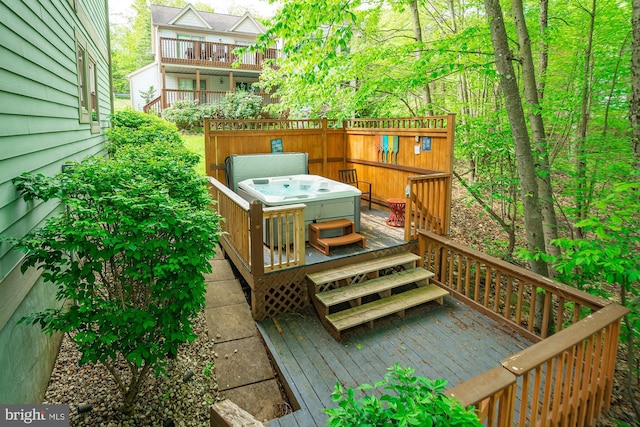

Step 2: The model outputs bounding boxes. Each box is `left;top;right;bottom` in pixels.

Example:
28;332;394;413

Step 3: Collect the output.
406;174;451;240
143;91;279;115
160;37;279;70
207;177;305;275
419;230;607;340
418;231;628;426
143;96;162;115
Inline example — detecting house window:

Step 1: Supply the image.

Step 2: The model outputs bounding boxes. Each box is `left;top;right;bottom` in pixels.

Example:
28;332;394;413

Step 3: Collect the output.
76;33;100;132
178;79;206;102
76;45;89;123
88;57;100;133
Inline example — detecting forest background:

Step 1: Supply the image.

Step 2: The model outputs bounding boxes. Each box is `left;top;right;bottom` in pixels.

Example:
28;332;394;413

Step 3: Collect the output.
111;0;639;423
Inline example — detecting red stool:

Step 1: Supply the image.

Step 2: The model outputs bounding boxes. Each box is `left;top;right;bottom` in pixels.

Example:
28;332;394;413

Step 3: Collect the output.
386;198;406;227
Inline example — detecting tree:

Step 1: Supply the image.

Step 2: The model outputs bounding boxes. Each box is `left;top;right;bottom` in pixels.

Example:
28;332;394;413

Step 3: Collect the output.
511;0;560;269
552;182;640;419
483;0;548;276
633;0;640;167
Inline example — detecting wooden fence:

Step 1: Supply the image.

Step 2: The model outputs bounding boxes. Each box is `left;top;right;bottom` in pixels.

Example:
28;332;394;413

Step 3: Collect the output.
204;115;455;217
418;231;628;426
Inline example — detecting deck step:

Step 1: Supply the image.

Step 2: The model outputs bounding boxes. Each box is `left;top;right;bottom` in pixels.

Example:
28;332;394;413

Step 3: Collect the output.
326;284;449;333
307;252;421;287
316;267;435;308
308;219;365;256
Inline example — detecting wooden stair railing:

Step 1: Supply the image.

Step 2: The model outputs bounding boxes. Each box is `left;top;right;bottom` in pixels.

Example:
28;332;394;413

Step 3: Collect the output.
142;96;162;115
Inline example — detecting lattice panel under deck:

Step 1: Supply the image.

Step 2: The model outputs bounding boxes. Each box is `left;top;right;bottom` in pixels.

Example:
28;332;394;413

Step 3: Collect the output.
252;271;309;320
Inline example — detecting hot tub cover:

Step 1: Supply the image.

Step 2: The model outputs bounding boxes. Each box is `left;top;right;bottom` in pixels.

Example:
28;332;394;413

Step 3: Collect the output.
225;153;309;192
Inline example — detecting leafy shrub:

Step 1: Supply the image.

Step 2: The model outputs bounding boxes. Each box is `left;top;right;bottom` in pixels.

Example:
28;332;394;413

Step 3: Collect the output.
200;102;223;119
162;100;203;130
325;364;482;427
8;135;221;414
218;90;262;120
106;109;181;154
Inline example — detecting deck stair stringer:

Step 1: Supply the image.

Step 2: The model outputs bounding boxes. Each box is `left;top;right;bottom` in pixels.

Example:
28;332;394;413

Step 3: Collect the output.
307;252;449;340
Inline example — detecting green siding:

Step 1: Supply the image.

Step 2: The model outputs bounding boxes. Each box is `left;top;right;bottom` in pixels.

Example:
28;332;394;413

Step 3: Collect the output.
0;0;111;404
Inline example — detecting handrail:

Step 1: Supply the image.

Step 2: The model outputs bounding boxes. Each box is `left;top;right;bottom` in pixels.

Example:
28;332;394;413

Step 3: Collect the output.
449;304;627;426
206;177;305;275
418;230;608;340
142;96;162;115
159;37;280;70
406;173;451;240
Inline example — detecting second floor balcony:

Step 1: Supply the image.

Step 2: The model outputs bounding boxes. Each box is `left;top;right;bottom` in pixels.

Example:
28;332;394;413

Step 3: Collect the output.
160;37;279;71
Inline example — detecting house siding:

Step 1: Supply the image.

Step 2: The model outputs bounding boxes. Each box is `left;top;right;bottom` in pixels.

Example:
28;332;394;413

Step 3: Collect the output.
0;0;111;403
129;63;160;111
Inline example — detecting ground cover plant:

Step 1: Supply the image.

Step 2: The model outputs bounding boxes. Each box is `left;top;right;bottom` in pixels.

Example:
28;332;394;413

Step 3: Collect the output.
325;364;482;426
7;110;221;414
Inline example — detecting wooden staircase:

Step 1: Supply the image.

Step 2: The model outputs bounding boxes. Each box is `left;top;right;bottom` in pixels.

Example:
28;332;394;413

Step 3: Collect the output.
307;252;449;340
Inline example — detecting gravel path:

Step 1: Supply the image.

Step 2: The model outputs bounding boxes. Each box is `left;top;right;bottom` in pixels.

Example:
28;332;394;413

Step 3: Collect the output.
43;310;221;426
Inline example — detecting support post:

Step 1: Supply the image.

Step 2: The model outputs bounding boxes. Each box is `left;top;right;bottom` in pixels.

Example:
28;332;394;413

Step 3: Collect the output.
249;201;264;278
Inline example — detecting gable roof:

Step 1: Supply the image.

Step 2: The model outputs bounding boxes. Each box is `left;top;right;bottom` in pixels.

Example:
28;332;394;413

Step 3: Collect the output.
150;4;266;33
167;4;212;29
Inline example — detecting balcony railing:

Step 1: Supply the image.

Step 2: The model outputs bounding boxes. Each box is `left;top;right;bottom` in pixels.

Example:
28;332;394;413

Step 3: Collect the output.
160;37;279;70
143;90;279;114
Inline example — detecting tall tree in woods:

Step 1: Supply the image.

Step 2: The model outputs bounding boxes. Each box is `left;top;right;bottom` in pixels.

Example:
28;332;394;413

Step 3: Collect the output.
511;0;560;266
633;0;640;167
407;0;434;115
483;0;549;280
573;0;597;239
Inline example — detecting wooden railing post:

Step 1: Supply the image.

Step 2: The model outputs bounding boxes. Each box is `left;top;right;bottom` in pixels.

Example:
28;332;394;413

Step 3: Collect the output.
322;118;327;176
249;201;264;278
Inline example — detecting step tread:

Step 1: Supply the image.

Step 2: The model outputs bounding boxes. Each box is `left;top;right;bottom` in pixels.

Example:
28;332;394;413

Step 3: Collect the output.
307;252;421;286
316;268;435;307
309;219;354;231
315;233;364;246
326;284;449;332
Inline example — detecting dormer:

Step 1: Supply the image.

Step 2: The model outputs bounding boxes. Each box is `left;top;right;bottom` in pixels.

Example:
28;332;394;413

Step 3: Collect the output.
229;12;263;35
168;4;212;29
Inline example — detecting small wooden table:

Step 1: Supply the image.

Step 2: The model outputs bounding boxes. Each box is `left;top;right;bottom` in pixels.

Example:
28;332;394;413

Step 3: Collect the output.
386;198;406;227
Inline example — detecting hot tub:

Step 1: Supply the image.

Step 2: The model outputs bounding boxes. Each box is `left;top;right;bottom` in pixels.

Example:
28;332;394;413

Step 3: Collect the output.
237;174;362;243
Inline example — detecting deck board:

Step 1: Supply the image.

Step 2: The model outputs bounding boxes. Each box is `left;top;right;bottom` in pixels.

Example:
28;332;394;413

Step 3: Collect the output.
261;297;532;426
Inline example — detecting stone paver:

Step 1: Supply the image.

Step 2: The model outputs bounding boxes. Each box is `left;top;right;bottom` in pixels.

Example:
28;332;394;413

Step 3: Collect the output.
204;249;285;422
214;335;275;391
205;279;247;308
206;303;257;343
221;379;285;423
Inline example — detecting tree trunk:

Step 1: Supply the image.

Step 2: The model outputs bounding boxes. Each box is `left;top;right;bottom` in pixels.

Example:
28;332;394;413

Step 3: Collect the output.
632;0;640;167
512;0;561;270
409;0;434;115
484;0;550;333
538;0;549;101
574;0;597;239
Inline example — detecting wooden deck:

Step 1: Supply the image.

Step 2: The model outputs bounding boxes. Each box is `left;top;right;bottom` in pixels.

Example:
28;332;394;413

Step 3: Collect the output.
259;295;533;426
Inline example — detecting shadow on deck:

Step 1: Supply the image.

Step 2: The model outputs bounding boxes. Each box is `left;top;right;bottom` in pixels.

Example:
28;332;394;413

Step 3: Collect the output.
258;295;533;426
